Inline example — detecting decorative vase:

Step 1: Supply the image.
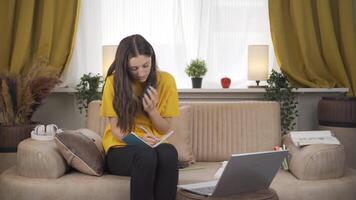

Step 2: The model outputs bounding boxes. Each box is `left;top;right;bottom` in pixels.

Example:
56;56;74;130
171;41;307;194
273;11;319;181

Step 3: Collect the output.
0;124;36;152
191;77;202;88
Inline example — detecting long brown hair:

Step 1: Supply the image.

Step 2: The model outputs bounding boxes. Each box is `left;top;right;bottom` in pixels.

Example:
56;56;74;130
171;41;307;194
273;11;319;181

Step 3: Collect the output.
105;34;157;133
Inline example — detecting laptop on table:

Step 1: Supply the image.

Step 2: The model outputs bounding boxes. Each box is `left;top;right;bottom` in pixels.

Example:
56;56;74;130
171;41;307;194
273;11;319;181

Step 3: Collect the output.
178;150;288;197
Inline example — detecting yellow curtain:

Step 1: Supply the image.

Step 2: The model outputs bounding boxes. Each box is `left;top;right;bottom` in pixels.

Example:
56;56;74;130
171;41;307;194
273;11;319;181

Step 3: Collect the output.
0;0;80;75
269;0;356;96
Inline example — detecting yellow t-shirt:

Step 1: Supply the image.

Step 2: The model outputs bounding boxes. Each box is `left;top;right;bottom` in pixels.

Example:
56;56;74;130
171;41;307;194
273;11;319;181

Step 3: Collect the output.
100;71;180;153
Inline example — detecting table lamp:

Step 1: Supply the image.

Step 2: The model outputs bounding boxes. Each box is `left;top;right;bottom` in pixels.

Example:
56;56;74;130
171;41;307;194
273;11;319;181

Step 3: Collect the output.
102;45;118;77
248;45;269;88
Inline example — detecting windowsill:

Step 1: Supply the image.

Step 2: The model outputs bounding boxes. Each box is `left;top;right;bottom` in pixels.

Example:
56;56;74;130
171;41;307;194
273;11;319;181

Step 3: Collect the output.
52;86;348;94
177;88;348;93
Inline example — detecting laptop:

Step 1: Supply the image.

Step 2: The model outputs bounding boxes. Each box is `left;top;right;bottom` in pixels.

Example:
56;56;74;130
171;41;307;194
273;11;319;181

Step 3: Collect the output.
178;150;288;197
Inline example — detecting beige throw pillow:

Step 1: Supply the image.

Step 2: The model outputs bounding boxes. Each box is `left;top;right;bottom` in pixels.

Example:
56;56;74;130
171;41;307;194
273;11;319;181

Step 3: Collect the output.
168;105;195;164
54;129;104;176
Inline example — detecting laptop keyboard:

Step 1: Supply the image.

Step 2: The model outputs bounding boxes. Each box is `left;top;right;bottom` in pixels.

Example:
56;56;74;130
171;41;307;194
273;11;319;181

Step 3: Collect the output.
191;186;216;195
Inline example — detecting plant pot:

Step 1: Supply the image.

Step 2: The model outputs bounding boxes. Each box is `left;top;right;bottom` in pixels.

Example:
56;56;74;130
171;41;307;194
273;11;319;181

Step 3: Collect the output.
0;124;36;152
191;77;202;88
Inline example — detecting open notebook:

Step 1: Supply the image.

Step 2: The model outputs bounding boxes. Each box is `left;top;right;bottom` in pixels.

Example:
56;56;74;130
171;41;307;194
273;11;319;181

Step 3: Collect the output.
122;130;174;148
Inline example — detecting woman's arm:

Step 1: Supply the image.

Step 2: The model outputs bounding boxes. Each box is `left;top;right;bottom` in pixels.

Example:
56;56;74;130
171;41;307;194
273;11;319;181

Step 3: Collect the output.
109;117;127;140
110;116;159;145
147;110;172;134
142;86;172;134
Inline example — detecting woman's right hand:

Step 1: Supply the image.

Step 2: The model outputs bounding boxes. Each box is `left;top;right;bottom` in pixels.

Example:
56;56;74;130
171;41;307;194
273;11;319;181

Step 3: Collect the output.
142;132;159;146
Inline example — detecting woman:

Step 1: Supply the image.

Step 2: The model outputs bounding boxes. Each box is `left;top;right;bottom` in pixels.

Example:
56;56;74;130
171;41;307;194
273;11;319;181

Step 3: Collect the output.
100;34;180;200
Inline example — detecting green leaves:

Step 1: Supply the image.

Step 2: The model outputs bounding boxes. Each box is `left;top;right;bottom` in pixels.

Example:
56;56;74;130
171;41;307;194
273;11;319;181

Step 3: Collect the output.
75;73;103;114
265;70;298;135
185;59;208;78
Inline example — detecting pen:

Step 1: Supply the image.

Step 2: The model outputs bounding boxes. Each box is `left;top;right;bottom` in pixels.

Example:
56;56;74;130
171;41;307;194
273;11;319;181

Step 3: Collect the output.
139;125;159;141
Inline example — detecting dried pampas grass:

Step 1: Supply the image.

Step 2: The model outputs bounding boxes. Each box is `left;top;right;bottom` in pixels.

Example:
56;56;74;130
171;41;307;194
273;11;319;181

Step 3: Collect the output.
0;58;61;126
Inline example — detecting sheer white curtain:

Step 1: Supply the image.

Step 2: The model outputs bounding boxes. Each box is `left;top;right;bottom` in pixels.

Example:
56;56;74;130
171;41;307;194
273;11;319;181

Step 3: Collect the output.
101;0;190;87
63;0;273;88
60;0;102;88
196;0;274;87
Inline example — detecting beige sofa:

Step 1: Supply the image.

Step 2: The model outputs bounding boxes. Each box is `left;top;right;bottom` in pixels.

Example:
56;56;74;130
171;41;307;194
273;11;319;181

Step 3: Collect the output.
1;101;356;200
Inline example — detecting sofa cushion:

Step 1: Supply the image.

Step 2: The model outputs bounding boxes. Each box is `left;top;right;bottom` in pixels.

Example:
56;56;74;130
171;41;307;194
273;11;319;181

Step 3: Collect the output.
87;100;108;137
16;139;68;178
179;101;281;162
54;130;104;176
0;167;131;200
283;134;345;180
271;168;356;200
169;105;195;164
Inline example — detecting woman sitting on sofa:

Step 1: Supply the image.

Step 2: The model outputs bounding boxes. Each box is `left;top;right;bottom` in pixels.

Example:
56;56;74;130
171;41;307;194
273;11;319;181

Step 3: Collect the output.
100;34;180;200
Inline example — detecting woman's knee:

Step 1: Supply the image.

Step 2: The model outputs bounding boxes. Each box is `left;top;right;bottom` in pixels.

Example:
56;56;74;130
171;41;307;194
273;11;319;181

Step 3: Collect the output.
134;146;157;169
155;143;178;162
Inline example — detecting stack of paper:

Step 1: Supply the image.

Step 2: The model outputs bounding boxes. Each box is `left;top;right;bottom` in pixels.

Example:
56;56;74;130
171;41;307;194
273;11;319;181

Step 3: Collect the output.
290;130;340;147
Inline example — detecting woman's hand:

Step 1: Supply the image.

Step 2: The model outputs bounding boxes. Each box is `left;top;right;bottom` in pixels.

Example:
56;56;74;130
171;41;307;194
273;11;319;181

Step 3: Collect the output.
142;86;172;134
142;132;160;146
142;86;158;114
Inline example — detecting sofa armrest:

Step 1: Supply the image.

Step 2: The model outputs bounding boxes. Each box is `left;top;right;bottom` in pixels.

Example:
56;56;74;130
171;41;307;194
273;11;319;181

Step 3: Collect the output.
283;134;345;180
17;139;68;178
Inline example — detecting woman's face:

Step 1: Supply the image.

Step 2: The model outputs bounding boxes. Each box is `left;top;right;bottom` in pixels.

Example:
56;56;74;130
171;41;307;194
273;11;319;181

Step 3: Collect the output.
128;55;152;83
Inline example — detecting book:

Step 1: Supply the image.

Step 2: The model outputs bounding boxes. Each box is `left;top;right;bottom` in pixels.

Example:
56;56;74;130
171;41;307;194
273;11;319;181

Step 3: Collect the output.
122;130;174;148
290;130;340;147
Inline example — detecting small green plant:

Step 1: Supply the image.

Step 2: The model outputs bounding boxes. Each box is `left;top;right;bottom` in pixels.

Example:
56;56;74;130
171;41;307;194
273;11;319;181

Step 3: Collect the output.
185;59;208;78
75;73;103;114
265;70;298;135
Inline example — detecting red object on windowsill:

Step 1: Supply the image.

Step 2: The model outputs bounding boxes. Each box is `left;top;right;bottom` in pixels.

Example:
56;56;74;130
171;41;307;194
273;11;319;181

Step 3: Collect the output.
220;77;231;88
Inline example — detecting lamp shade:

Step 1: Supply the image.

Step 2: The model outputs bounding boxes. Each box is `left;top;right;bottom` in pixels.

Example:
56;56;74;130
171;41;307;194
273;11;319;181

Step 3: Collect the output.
102;45;118;77
248;45;269;81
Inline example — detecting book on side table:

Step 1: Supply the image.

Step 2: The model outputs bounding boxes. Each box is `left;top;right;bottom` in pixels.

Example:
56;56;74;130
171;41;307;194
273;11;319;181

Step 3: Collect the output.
290;130;340;147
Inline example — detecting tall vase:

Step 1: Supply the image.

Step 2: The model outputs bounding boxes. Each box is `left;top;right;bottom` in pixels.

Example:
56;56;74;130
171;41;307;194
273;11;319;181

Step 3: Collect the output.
191;77;202;88
0;125;36;152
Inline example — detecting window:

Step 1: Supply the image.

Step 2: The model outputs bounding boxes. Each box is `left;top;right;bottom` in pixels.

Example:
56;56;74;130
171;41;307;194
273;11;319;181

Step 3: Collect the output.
101;0;274;88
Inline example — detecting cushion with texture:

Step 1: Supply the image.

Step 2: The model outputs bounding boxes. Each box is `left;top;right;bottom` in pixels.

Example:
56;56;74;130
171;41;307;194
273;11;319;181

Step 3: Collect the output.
283;134;345;180
54;129;104;176
17;138;68;178
168;105;195;164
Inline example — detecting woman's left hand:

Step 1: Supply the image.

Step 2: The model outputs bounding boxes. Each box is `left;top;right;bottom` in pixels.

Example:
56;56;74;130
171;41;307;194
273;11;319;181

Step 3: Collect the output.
142;86;158;114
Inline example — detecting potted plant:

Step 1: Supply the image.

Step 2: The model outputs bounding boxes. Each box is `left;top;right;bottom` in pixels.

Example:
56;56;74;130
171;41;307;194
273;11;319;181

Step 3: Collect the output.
265;70;298;135
185;59;208;88
75;73;103;115
0;59;61;151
